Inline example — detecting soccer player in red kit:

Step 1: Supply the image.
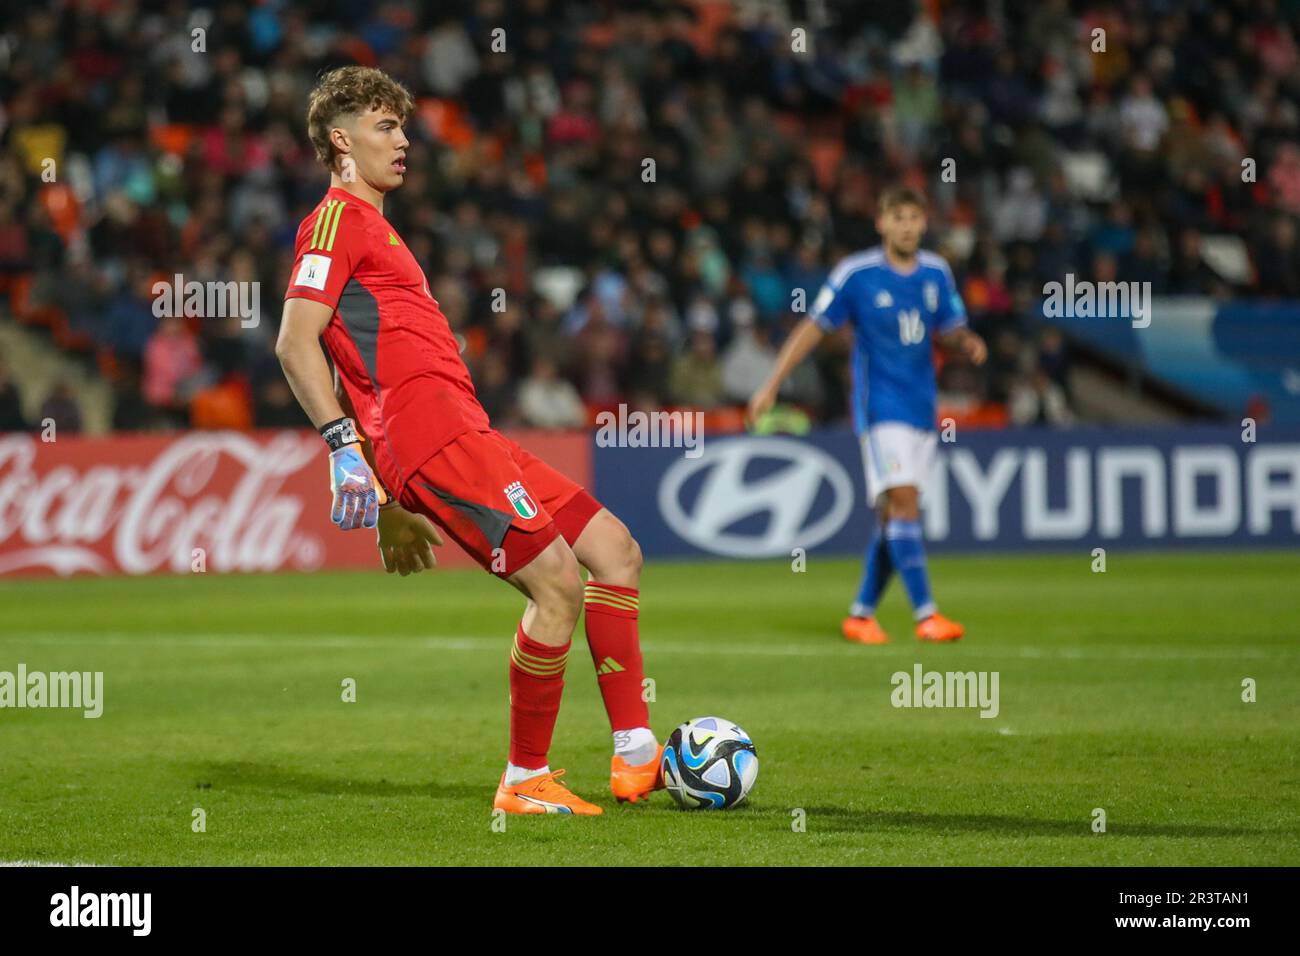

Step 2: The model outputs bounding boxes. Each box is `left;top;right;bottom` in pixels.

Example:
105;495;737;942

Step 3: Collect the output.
276;66;661;814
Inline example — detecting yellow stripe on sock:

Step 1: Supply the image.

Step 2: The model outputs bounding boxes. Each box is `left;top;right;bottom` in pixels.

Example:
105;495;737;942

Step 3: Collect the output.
590;594;638;610
584;583;638;603
512;641;568;667
511;639;567;677
511;649;567;677
584;586;638;612
511;653;564;676
584;596;639;615
512;655;566;675
585;598;639;613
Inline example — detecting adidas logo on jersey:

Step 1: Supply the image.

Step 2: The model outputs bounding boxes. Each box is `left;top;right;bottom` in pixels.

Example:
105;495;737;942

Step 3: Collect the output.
595;657;625;675
875;290;893;307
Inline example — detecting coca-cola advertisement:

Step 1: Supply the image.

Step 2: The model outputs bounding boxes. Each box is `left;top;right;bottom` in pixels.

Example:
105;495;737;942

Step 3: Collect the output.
0;430;591;577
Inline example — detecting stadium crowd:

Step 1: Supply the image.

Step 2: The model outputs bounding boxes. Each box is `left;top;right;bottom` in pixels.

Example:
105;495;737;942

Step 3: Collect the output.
0;0;1294;435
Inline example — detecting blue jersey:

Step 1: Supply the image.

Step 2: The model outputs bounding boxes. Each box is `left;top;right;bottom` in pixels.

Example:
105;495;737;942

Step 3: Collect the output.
810;247;967;432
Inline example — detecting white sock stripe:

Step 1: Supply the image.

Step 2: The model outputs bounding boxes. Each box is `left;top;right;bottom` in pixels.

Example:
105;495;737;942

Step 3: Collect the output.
885;526;923;540
504;762;550;786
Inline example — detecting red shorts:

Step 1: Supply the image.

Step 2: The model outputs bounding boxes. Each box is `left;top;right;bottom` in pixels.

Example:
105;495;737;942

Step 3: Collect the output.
400;429;602;576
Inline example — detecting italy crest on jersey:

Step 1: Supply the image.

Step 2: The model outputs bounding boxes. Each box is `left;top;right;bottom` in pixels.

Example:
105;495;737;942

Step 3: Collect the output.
924;281;939;312
505;481;538;519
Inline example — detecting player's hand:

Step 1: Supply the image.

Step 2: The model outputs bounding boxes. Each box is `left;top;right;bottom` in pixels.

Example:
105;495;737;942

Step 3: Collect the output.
961;330;988;366
329;443;387;530
746;381;779;428
376;504;443;575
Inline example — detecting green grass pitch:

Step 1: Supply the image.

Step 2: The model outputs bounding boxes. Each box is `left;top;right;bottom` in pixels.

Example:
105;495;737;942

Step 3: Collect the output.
1;551;1297;866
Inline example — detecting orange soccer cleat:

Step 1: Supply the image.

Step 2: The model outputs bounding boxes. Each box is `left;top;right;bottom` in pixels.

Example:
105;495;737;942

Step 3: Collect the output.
610;745;665;803
493;769;603;815
842;616;890;645
915;613;965;642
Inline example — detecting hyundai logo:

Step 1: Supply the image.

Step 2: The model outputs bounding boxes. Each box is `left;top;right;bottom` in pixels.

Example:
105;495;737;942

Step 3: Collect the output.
657;436;855;557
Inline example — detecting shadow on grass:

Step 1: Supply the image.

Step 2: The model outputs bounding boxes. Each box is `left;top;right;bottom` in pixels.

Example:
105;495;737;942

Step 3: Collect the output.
785;806;1294;838
189;760;483;801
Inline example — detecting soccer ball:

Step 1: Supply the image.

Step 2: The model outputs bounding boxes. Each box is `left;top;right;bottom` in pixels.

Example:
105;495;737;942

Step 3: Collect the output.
661;716;758;810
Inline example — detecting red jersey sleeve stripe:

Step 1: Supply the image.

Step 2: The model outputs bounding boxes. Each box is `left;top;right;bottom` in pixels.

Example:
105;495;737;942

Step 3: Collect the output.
283;285;337;306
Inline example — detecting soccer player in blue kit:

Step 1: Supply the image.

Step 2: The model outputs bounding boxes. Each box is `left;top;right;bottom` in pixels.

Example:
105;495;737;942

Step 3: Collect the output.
748;187;987;644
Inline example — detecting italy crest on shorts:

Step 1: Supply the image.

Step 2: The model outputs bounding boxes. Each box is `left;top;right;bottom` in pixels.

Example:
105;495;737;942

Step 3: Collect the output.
504;481;538;519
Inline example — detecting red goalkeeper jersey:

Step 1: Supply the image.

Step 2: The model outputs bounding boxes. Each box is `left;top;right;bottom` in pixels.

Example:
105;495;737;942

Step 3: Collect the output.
284;187;489;493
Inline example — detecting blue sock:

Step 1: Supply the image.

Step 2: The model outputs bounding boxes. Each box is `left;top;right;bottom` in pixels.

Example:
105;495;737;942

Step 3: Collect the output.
851;521;893;618
884;519;936;621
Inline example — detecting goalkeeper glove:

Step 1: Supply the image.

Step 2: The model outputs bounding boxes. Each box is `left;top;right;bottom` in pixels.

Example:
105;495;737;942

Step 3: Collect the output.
321;417;388;531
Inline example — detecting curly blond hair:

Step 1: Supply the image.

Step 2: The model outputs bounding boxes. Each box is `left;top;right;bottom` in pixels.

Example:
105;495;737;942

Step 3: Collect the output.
306;66;414;170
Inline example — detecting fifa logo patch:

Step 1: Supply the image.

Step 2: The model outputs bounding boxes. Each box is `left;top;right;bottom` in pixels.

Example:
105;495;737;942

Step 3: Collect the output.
505;481;538;519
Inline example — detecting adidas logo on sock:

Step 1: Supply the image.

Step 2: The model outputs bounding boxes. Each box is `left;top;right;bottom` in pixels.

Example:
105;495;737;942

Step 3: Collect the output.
596;657;625;675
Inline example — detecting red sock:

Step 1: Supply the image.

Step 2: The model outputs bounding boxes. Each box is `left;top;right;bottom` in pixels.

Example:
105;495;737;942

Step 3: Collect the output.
583;581;649;732
508;624;569;769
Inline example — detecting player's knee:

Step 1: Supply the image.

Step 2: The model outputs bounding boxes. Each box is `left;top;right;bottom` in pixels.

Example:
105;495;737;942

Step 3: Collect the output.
889;503;919;523
625;533;643;579
556;563;585;621
529;542;585;624
886;488;920;522
605;521;643;584
577;512;642;586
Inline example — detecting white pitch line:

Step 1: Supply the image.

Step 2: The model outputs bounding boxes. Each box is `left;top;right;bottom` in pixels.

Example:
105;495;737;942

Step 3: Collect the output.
0;631;1293;661
0;861;102;867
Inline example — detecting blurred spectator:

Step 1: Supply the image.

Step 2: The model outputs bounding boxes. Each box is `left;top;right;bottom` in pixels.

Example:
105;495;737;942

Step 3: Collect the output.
110;360;157;432
143;316;203;418
720;301;776;403
253;379;307;430
518;355;585;429
38;382;82;435
986;329;1028;406
1118;74;1169;155
624;308;675;408
570;313;625;407
993;170;1047;244
1010;369;1074;427
0;359;30;432
475;352;520;427
1166;228;1222;295
1254;216;1300;297
1121;229;1168;293
938;354;983;408
670;327;724;409
1037;327;1072;397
